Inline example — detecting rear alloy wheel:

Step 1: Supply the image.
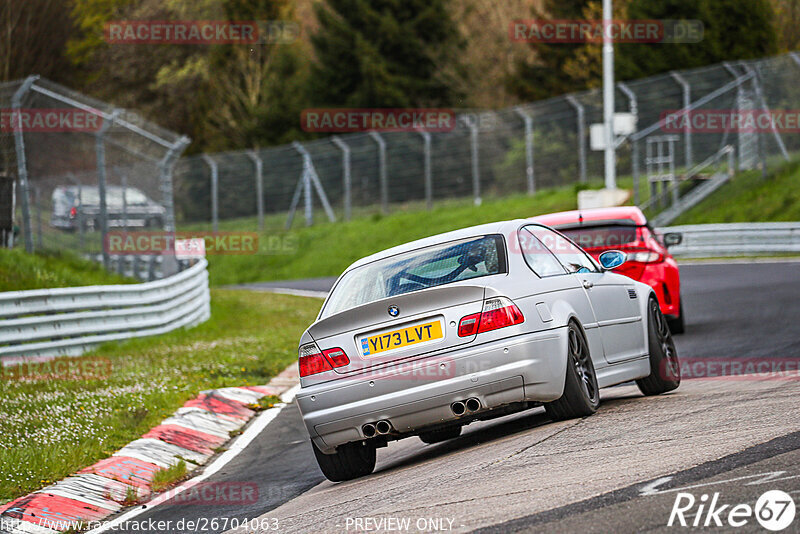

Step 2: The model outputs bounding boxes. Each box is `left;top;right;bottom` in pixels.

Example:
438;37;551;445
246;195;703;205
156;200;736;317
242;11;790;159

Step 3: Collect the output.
545;322;600;421
312;440;376;482
637;298;681;396
419;426;462;444
667;298;685;335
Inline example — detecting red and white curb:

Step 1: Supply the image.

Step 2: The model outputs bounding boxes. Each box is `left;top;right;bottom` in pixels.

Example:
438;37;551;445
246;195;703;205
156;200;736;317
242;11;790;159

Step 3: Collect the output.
0;365;300;534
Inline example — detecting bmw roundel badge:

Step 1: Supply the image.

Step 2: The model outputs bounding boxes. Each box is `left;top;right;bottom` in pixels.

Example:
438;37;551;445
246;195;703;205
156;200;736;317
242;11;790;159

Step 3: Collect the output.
388;305;400;317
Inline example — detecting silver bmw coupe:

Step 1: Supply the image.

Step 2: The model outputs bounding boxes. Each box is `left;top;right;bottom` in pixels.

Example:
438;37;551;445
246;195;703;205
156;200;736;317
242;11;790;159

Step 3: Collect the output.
296;219;680;481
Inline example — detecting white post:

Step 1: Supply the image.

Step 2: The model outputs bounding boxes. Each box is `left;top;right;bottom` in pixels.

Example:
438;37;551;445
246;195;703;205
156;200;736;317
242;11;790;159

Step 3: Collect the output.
603;0;616;190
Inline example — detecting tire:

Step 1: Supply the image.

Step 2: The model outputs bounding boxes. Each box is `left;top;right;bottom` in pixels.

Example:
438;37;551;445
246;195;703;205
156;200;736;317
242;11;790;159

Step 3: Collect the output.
667;298;685;335
544;322;600;421
637;298;681;396
146;217;161;229
311;440;376;482
419;426;462;444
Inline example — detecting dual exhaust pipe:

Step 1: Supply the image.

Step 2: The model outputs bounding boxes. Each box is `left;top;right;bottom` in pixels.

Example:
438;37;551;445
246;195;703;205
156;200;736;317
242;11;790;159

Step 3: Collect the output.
361;399;481;437
362;419;392;438
451;397;481;417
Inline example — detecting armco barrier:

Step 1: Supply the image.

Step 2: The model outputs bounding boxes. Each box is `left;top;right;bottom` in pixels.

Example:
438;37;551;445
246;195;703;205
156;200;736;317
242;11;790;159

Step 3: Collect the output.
659;223;800;258
0;259;210;362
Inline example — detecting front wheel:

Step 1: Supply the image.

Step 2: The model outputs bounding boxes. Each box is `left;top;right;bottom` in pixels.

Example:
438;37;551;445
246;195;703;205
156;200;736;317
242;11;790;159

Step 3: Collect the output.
637;298;681;396
545;322;600;421
312;440;376;482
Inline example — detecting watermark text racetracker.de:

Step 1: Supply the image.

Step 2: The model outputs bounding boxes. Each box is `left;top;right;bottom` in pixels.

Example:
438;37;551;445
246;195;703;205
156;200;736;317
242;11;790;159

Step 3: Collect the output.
104;231;297;256
666;358;800;381
2;517;282;533
661;109;800;133
0;109;101;132
0;356;112;381
509;19;703;43
104;20;299;44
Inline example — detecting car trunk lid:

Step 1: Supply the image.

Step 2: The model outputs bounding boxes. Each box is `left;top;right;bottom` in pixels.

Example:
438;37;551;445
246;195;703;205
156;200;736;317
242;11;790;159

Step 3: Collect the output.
308;284;486;376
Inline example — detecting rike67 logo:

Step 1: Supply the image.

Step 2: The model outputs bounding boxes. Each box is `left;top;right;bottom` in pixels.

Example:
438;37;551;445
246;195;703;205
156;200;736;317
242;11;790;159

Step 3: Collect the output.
669;490;796;531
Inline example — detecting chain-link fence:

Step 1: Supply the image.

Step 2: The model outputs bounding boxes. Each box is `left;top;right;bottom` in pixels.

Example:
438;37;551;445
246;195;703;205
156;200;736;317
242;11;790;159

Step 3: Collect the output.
4;53;800;267
0;76;189;269
175;52;800;231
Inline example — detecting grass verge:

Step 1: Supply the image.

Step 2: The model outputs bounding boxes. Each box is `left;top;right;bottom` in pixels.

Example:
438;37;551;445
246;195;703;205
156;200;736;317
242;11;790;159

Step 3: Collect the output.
0;289;321;502
674;160;800;224
0;248;134;292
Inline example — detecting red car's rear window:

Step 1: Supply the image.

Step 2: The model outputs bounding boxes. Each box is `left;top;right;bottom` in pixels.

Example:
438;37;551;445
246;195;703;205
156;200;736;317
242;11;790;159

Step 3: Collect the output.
556;224;639;250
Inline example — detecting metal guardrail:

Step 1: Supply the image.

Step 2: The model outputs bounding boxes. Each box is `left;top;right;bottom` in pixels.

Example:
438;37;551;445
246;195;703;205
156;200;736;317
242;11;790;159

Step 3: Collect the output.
0;259;210;362
659;223;800;258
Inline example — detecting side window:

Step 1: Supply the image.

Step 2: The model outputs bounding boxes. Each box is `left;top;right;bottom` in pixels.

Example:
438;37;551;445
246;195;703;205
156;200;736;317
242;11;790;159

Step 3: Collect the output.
518;227;567;277
527;225;599;274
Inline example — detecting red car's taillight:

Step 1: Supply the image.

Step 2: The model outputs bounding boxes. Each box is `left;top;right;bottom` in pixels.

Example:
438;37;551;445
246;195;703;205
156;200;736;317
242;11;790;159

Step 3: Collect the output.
299;343;350;377
627;250;662;263
69;207;77;219
458;297;524;337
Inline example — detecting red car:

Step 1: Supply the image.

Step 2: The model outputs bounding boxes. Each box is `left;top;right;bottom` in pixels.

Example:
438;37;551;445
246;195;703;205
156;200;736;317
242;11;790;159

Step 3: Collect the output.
532;206;685;334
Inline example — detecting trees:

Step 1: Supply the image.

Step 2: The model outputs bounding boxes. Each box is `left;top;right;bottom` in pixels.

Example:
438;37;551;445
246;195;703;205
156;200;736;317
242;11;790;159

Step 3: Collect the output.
616;0;778;80
508;0;780;100
507;0;594;101
308;0;463;107
0;0;75;83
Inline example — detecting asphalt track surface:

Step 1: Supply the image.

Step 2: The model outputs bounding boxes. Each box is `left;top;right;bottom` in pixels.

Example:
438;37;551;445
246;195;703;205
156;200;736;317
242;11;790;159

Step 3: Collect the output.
112;262;800;533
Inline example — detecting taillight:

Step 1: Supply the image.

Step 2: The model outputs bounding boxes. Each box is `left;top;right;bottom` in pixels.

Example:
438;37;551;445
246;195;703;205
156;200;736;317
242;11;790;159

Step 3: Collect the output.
458;313;481;337
628;251;662;263
458;297;524;337
299;343;350;377
299;343;331;377
69;207;77;218
322;347;350;367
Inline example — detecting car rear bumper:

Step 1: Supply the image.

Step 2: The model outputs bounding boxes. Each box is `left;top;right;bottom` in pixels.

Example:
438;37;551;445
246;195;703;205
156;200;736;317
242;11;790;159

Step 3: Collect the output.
297;328;568;453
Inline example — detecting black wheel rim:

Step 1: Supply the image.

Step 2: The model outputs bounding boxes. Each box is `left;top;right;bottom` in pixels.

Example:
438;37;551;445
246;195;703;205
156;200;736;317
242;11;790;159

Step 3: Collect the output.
569;327;598;403
651;300;680;380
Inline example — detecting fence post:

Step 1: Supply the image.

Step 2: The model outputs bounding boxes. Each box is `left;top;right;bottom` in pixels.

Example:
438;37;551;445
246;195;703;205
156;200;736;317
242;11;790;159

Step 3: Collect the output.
741;62;789;162
618;82;639;205
118;167;128;230
417;131;433;210
11;75;38;253
331;137;352;221
160;136;190;233
34;186;42;249
565;96;587;183
670;72;693;171
368;132;389;214
201;154;219;232
96;109;121;271
291;142;336;226
464;117;481;204
246;150;265;231
514;107;536;195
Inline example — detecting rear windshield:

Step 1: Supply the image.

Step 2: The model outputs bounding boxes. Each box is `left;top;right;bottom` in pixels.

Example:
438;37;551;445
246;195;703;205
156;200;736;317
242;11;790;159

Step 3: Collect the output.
321;235;507;318
556;224;638;250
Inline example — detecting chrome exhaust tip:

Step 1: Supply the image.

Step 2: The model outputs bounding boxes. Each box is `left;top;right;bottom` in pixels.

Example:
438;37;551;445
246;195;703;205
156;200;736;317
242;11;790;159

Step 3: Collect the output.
465;398;481;412
375;420;392;435
362;423;377;438
451;401;466;416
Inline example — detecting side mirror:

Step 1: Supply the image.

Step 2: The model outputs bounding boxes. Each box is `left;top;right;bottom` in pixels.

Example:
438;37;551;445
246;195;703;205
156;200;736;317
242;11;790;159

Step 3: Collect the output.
663;232;683;247
599;250;627;270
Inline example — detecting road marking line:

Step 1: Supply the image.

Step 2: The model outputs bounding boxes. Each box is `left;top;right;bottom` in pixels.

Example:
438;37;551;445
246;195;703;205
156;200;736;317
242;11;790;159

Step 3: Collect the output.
86;384;301;533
